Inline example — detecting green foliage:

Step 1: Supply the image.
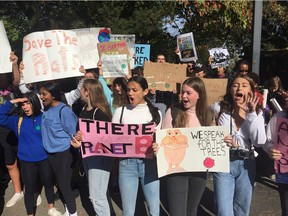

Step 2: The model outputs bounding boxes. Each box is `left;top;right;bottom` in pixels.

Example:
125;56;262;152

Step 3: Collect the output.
0;0;287;63
262;0;288;49
0;1;177;61
169;0;254;64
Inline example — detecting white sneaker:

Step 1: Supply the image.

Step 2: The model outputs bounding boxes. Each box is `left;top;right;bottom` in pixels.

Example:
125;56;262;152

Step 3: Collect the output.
48;207;62;216
5;192;24;207
36;194;42;206
62;211;69;216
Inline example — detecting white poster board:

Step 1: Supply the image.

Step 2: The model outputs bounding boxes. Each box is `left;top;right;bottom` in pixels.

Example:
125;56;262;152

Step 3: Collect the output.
177;32;198;62
101;54;129;77
0;20;12;74
98;40;130;78
156;126;230;178
22;29;81;83
208;48;230;69
72;27;111;69
110;34;135;69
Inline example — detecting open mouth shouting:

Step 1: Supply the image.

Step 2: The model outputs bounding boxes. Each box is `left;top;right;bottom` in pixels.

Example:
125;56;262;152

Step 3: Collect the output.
235;92;244;101
129;96;134;104
182;98;189;107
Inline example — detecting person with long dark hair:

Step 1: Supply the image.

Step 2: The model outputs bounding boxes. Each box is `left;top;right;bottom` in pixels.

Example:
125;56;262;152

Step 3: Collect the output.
213;74;266;216
112;76;162;216
0;91;61;216
38;81;78;216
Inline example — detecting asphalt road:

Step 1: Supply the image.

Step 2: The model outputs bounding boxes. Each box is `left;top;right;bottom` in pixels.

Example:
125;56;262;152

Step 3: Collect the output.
0;174;282;216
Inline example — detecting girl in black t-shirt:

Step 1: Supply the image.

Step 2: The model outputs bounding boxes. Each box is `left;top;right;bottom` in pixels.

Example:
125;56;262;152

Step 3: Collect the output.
71;79;113;215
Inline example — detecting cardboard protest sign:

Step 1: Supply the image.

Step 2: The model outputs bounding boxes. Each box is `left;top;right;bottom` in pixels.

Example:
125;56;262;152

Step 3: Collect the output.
156;126;230;178
177;32;198;62
72;27;111;69
135;44;150;67
110;34;135;69
201;78;228;106
79;118;155;158
144;61;187;91
101;54;129;77
22;30;82;83
0;20;12;74
209;48;230;69
274;117;288;173
97;40;130;56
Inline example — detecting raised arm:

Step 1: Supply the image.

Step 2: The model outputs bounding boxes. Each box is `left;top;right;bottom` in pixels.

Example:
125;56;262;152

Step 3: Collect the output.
97;61;113;110
0;99;24;132
10;52;20;87
64;78;83;107
18;61;31;94
64;66;85;107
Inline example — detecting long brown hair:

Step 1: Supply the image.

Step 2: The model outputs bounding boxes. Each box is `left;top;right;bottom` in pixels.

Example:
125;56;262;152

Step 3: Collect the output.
112;77;128;109
267;76;283;93
82;79;112;120
174;77;213;127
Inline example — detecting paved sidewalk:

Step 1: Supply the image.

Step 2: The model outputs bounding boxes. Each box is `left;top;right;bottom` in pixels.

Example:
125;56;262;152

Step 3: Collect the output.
0;175;282;216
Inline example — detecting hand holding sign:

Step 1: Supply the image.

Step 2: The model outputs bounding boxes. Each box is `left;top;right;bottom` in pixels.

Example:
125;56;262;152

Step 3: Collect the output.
10;52;18;65
71;130;83;148
71;135;81;148
268;147;282;160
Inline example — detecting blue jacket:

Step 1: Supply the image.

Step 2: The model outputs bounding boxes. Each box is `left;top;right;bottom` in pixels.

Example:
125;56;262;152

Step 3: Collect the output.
0;101;47;162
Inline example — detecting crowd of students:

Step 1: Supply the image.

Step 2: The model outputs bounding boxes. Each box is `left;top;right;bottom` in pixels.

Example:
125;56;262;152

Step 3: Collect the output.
0;50;288;216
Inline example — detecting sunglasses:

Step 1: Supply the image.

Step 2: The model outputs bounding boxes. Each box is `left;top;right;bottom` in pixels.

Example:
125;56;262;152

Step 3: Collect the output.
239;69;249;72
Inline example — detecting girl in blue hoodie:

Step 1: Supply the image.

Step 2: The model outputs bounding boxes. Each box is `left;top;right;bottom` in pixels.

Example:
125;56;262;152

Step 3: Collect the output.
0;91;61;216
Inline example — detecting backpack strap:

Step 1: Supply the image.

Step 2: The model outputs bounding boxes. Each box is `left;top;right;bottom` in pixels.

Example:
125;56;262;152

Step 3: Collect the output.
82;105;98;120
92;108;98;120
120;106;125;124
18;116;23;135
59;105;68;120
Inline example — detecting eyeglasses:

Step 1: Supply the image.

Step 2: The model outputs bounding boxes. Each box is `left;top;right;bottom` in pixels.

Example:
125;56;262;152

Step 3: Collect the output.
239;70;249;73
